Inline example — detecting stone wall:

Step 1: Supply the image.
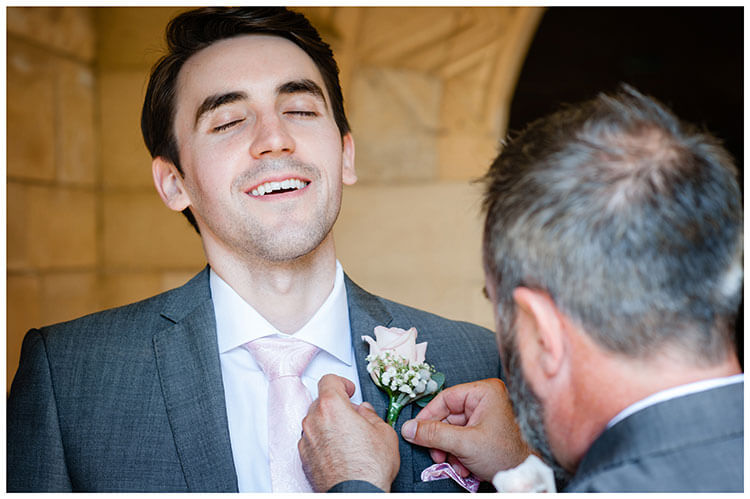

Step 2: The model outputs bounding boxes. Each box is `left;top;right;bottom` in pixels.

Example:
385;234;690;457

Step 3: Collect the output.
7;7;99;388
6;6;543;390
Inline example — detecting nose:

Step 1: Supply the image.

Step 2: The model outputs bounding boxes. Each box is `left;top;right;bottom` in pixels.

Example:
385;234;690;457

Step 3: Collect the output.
249;112;295;159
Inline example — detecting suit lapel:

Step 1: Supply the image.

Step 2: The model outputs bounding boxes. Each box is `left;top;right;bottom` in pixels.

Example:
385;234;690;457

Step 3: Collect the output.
153;268;238;492
345;275;423;491
345;275;392;425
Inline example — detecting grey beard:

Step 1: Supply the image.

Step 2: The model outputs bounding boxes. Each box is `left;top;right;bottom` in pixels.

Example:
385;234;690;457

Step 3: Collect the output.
502;330;573;488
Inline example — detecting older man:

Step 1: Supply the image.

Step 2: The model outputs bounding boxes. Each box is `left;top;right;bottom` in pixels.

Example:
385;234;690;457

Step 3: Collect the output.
300;86;743;492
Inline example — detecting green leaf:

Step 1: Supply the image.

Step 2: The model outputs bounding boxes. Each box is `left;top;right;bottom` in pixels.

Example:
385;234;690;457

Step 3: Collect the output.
432;371;446;390
415;395;432;408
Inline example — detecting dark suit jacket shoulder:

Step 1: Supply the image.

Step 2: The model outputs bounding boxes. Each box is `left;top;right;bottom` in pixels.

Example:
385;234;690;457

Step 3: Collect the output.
8;268;236;492
566;381;743;492
346;275;500;384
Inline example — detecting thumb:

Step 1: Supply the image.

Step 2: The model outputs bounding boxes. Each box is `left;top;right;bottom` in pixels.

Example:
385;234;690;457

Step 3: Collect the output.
401;418;468;456
318;374;356;399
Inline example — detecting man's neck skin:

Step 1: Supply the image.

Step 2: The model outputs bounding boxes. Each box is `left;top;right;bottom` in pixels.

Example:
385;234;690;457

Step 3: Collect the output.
547;325;742;475
203;231;338;335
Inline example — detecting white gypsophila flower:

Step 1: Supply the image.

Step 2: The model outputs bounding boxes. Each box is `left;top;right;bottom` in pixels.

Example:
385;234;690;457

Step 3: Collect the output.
399;384;413;396
365;347;438;401
426;379;438;394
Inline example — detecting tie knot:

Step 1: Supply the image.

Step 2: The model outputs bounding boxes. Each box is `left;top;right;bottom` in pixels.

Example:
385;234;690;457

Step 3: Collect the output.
245;336;319;380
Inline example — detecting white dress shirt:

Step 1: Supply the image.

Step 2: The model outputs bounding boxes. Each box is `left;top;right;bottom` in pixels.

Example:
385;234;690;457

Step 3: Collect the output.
211;261;363;492
607;373;744;429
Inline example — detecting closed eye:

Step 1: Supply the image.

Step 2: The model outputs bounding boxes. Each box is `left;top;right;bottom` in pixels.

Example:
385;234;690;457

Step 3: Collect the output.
213;119;244;132
285;110;318;117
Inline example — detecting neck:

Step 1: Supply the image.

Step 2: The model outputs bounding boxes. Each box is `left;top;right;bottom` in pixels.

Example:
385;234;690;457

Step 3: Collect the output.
205;234;338;334
554;331;742;473
592;348;742;424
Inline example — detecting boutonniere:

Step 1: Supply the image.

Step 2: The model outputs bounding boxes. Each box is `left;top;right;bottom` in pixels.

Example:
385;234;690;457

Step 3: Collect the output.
362;326;445;427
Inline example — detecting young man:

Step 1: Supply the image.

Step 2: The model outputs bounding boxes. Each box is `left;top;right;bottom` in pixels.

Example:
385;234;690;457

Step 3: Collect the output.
7;7;500;492
300;86;743;492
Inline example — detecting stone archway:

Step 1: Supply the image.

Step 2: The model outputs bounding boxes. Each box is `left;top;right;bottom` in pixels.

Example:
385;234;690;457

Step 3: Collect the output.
299;7;545;183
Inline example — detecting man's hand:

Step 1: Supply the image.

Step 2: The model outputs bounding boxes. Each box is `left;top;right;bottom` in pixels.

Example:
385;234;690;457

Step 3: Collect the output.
400;378;530;482
299;374;400;492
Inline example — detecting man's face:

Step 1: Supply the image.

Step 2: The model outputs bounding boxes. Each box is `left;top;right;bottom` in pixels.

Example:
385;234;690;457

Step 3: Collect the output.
484;271;572;486
170;34;356;262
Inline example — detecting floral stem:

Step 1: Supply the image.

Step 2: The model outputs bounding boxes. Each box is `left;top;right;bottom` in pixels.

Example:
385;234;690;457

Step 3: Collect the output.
386;397;404;427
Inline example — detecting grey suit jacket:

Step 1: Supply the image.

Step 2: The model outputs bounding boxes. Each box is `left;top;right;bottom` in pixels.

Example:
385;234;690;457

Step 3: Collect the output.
565;381;743;492
7;267;500;492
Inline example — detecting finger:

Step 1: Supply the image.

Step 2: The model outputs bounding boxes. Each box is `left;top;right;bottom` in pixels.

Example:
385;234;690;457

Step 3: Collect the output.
318;374;356;399
447;454;471;478
414;382;480;422
445;413;469;426
413;390;453;422
401;419;468;458
429;448;447;464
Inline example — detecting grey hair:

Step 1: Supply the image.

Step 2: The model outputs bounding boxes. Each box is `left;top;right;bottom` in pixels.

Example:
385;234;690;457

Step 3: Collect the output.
482;85;742;363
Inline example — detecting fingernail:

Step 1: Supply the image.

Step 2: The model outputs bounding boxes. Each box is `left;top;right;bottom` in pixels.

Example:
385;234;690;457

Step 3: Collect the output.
401;420;416;440
361;401;374;411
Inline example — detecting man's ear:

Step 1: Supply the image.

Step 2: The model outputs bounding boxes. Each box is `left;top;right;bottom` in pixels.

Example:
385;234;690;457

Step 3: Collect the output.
152;156;191;212
513;287;567;384
341;132;357;186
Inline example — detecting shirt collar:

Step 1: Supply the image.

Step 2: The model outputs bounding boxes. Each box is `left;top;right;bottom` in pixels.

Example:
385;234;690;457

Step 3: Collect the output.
210;261;353;366
606;373;744;429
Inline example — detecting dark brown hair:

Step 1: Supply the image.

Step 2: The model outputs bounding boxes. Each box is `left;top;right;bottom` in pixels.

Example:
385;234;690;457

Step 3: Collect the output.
141;7;350;232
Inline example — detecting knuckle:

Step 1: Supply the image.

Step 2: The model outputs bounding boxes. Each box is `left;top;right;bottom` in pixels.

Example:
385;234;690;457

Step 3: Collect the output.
317;395;336;413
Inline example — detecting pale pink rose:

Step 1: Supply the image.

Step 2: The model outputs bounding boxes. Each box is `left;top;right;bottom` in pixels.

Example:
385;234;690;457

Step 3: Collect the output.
363;326;427;364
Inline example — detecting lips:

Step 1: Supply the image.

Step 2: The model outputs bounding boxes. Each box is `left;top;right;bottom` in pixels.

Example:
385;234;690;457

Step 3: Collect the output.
247;177;309;197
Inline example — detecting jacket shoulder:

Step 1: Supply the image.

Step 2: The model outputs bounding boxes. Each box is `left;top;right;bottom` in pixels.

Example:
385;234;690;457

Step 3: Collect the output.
378;292;493;336
567;436;743;493
35;268;210;344
349;278;501;381
567;383;744;492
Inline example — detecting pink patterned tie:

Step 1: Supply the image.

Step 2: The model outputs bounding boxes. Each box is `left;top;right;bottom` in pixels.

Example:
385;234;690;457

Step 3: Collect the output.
245;337;319;492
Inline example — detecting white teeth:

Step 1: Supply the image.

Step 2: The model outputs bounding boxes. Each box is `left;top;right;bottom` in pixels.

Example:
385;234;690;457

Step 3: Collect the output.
250;178;308;196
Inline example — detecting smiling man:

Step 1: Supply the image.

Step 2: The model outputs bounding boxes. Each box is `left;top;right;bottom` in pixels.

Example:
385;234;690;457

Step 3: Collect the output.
6;7;507;492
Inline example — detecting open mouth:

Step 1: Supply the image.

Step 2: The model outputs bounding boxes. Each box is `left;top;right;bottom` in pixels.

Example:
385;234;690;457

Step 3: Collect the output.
249;178;309;197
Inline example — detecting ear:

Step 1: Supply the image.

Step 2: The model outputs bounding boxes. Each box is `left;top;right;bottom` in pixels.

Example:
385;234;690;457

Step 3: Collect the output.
512;287;567;383
341;132;357;186
152;156;191;212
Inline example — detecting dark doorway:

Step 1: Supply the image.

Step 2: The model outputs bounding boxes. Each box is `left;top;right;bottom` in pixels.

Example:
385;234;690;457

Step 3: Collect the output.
509;7;743;367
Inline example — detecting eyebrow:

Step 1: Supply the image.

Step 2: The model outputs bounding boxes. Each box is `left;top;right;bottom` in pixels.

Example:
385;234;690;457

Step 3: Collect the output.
277;78;327;104
194;91;248;128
